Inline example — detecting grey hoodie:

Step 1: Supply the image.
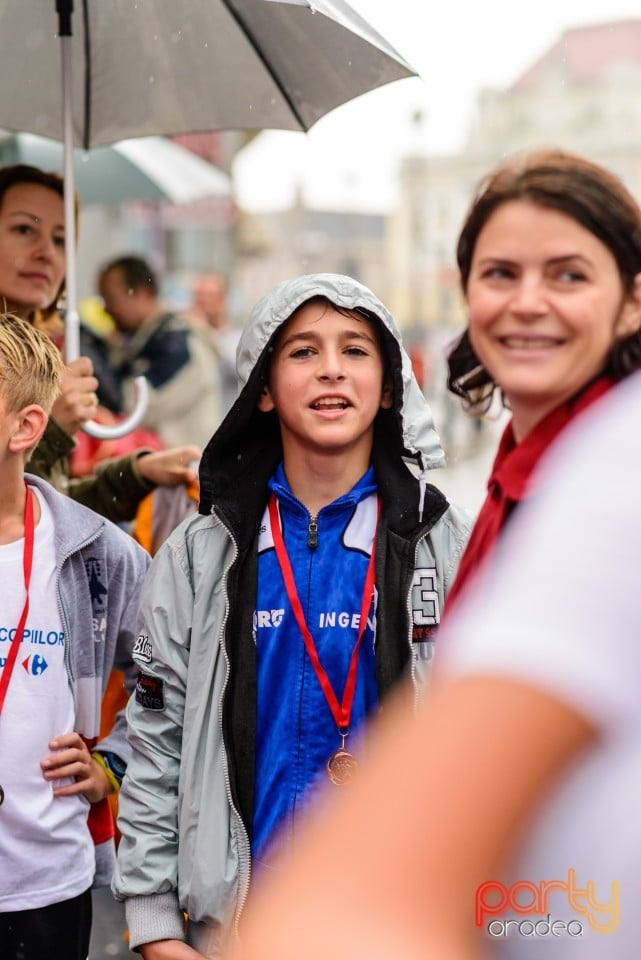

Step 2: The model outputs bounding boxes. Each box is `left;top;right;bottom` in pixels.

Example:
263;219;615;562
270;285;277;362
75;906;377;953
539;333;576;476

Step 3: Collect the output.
114;274;472;955
22;474;150;885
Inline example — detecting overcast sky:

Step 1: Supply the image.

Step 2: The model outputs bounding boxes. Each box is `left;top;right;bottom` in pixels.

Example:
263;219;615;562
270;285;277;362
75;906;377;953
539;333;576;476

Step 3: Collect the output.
233;0;641;212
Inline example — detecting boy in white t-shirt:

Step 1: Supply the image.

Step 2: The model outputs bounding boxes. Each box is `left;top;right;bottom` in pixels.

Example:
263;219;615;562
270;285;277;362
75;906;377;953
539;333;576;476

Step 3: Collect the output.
0;315;150;960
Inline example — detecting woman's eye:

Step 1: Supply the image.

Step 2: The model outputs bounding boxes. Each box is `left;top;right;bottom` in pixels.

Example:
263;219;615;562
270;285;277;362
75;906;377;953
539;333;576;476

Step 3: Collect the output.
344;346;367;356
13;223;34;236
482;266;513;280
53;235;66;248
557;269;585;283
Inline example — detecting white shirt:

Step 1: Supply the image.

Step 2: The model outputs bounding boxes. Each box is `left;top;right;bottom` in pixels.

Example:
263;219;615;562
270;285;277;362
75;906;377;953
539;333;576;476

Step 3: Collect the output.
438;373;641;959
0;486;94;910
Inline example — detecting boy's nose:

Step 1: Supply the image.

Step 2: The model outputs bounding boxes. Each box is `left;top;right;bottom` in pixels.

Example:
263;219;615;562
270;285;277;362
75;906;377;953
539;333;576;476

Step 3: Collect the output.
318;349;346;380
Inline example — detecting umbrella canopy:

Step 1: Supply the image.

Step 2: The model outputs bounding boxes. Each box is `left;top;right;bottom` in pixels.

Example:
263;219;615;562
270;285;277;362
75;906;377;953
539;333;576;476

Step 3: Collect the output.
0;0;416;148
0;0;416;439
0;132;232;205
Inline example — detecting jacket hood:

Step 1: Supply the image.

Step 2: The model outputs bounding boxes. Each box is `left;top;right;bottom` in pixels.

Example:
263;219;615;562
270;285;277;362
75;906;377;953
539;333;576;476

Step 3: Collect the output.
199;274;445;517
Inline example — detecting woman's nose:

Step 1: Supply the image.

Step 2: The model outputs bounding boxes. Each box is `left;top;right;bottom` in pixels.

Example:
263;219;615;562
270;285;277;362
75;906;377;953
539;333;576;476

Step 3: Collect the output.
34;233;58;262
510;276;548;316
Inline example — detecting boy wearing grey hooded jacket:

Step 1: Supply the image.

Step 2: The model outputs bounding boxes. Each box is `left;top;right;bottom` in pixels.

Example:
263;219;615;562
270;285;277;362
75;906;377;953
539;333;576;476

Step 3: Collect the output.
114;274;472;959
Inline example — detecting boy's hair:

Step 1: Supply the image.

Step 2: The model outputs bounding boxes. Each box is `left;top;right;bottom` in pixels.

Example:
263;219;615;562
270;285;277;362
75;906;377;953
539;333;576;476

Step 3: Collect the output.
267;295;391;383
0;314;63;415
98;254;159;297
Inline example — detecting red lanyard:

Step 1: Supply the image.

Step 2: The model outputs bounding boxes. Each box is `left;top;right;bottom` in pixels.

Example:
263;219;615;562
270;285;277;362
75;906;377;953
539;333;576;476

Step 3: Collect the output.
268;493;380;734
0;485;35;717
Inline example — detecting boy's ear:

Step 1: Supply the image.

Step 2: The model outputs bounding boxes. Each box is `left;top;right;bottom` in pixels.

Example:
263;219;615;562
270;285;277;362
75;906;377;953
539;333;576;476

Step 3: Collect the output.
8;405;48;455
380;378;394;410
257;384;275;413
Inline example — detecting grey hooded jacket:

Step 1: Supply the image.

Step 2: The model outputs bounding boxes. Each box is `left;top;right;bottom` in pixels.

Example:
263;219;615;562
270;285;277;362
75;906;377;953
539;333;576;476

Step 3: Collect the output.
22;474;150;885
113;274;473;955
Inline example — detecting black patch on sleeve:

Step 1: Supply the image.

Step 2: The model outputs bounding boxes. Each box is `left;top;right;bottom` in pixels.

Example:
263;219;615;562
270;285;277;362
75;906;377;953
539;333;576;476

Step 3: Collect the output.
135;671;165;710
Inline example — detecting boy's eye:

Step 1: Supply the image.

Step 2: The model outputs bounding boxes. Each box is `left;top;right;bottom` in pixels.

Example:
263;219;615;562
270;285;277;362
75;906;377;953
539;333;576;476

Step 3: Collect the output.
290;346;315;359
344;346;368;356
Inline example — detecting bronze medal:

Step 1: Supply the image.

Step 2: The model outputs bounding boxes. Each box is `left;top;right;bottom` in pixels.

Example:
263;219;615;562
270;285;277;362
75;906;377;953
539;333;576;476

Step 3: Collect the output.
327;747;358;786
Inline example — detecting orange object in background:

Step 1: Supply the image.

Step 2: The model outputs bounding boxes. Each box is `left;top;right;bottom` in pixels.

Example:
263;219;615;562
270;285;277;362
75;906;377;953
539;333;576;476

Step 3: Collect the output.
99;670;129;844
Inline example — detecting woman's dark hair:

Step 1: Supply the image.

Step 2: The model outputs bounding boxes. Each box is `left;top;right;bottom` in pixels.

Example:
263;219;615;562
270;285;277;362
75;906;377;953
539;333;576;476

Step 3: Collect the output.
448;149;641;413
0;164;76;319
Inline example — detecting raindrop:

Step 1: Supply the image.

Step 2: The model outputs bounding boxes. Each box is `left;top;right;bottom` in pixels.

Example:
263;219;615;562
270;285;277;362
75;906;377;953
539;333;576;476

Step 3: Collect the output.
148;75;155;84
347;60;352;67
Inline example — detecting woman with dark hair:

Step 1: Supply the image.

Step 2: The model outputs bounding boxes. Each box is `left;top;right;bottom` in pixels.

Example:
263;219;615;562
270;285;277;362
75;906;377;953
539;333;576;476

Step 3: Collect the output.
0;163;200;523
444;148;641;608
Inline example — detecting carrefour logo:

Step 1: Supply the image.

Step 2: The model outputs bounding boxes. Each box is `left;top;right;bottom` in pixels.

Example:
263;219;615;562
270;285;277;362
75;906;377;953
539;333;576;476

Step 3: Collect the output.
21;654;48;676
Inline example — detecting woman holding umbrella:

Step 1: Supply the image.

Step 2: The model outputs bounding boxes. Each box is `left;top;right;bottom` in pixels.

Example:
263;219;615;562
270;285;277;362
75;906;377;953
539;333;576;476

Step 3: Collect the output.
0;163;201;523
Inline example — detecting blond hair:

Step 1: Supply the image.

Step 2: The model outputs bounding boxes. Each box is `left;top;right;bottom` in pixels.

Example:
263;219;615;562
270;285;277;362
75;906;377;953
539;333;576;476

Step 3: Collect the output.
0;314;63;414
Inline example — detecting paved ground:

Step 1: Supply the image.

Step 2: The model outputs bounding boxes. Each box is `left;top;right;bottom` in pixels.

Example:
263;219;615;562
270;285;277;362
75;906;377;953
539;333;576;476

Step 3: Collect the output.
90;888;129;959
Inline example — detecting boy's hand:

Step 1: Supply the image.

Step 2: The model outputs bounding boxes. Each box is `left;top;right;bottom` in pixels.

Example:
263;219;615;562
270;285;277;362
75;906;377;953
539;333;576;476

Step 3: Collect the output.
40;732;113;803
51;356;100;436
140;941;207;960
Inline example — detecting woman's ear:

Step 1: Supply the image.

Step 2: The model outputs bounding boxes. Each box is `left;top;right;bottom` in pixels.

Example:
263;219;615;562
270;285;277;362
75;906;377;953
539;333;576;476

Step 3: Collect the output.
257;384;275;413
617;273;641;338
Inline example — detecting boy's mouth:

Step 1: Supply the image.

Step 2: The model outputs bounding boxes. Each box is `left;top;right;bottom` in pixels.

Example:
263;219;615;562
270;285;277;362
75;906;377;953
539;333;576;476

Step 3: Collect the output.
311;396;350;411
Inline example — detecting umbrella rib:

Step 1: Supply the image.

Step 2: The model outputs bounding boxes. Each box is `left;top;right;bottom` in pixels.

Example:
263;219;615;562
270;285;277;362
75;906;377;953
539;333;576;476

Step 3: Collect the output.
223;0;308;130
81;0;92;149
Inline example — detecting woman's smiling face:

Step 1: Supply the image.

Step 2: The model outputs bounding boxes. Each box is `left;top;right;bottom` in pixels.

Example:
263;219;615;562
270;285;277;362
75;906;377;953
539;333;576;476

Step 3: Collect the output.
466;199;641;439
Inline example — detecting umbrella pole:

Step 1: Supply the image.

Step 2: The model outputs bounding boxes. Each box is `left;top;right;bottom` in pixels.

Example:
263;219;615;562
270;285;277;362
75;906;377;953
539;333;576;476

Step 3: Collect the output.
60;37;80;361
57;0;79;362
56;0;150;441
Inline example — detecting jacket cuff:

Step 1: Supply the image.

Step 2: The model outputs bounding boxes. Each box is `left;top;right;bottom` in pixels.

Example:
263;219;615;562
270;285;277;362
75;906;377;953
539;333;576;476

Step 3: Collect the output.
124;892;186;951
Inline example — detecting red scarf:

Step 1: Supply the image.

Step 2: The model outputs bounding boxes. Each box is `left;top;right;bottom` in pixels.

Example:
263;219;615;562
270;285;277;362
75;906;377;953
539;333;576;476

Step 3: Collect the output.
444;377;614;615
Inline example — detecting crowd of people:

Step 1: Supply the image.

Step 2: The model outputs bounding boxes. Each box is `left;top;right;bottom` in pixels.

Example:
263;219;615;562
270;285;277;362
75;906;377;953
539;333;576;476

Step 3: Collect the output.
1;146;640;960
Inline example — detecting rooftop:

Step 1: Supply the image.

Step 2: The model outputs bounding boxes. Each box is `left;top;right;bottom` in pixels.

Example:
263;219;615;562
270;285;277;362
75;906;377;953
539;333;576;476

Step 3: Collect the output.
511;19;641;91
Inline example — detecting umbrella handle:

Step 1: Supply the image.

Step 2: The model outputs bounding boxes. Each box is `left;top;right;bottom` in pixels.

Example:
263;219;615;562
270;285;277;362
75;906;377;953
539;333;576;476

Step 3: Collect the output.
81;376;150;439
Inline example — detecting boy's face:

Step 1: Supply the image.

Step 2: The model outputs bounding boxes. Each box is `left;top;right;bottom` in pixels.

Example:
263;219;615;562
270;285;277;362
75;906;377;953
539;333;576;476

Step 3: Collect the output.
258;301;392;461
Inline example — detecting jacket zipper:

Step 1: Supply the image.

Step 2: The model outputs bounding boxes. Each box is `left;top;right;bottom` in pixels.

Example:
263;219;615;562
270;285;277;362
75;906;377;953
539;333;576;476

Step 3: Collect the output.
307;515;318;549
212;509;253;931
57;528;103;697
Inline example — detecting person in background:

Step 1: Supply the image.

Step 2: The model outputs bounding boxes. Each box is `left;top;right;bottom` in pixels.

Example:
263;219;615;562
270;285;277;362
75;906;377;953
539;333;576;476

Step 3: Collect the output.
112;273;472;959
186;272;241;414
0;314;150;960
227;370;641;960
98;255;223;449
444;148;641;610
0;163;200;525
